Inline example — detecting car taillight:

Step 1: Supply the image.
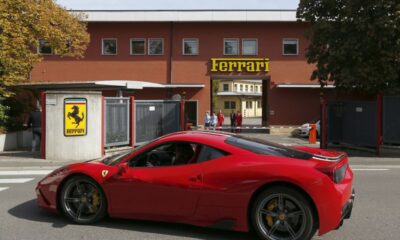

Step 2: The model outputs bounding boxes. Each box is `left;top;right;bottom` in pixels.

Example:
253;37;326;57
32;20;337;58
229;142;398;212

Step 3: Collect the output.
334;163;348;183
318;163;348;183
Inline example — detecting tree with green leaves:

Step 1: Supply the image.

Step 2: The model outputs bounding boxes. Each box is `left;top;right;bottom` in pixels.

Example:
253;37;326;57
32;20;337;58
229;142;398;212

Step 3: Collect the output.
297;0;400;94
0;0;89;97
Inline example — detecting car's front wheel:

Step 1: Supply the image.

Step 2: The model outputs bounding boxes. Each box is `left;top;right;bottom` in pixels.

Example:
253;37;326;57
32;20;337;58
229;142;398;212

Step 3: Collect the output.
251;186;317;240
59;175;107;224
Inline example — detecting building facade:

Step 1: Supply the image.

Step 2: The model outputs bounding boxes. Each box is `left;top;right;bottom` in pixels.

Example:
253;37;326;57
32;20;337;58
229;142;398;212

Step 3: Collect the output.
216;80;262;118
28;10;330;127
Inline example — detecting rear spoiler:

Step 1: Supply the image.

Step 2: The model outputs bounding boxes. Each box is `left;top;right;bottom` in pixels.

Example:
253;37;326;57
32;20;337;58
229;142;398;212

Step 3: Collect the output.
312;153;346;162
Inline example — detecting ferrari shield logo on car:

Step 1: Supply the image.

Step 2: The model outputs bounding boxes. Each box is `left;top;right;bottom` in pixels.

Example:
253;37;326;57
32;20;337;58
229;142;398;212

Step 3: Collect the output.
64;98;87;136
101;170;108;178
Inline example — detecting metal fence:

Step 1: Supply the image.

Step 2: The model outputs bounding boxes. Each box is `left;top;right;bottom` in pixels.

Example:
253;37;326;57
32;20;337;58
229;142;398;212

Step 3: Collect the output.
327;101;377;147
383;96;400;144
135;100;181;145
104;97;130;147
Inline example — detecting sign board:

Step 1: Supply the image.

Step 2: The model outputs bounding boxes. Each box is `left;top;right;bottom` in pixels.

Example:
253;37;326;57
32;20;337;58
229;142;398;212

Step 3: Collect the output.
210;58;270;73
64;98;87;136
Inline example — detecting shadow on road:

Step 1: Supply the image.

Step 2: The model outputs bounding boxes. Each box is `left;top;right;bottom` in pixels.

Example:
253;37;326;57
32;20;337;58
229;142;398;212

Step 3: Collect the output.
9;199;254;240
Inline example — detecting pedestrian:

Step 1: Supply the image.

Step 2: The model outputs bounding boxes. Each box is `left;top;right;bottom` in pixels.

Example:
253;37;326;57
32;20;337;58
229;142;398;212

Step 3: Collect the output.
217;110;224;130
236;111;243;133
230;110;236;133
27;106;42;152
204;110;211;130
211;112;218;131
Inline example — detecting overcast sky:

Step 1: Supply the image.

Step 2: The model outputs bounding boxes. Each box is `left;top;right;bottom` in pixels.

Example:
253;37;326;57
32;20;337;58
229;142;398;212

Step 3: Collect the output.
56;0;299;10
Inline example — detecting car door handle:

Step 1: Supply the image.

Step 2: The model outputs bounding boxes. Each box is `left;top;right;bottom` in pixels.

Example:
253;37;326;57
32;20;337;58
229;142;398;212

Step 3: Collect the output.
189;175;202;182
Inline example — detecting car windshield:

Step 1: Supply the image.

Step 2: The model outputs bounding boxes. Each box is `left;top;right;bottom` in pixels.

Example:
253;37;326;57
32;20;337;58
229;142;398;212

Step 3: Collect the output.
102;142;149;166
225;135;313;160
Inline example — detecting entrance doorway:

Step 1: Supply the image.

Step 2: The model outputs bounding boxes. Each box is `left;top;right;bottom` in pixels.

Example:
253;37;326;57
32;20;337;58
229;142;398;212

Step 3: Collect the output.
210;76;269;130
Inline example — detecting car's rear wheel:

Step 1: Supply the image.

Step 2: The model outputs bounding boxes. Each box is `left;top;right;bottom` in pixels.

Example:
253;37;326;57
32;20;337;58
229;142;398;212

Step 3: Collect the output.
60;176;107;224
251;186;317;240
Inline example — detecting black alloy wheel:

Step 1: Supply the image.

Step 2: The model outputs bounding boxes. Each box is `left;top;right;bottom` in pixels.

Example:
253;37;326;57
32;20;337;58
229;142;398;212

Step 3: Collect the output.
251;186;317;240
60;176;107;224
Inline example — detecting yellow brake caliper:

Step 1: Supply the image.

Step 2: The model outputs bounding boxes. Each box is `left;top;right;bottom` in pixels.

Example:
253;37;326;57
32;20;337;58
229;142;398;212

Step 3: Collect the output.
266;199;277;227
91;189;100;213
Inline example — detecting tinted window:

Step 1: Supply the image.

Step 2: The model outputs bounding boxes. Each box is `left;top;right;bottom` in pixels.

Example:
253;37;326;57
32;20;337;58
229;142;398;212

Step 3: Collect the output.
197;145;227;163
225;136;313;160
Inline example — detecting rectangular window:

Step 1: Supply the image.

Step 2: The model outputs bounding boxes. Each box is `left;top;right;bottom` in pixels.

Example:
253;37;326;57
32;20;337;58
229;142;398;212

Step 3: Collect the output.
148;38;164;55
234;84;238;91
102;38;117;55
250;85;254;92
255;86;258;92
240;85;243;92
224;101;230;109
246;101;253;109
283;39;299;55
223;84;229;92
231;101;236;109
245;85;249;92
183;38;199;55
257;100;261;108
242;39;258;55
224;38;239;55
38;39;52;55
130;38;146;55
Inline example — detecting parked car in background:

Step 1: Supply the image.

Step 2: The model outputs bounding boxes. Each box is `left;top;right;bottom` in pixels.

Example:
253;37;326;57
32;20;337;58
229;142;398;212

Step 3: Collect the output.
299;120;320;137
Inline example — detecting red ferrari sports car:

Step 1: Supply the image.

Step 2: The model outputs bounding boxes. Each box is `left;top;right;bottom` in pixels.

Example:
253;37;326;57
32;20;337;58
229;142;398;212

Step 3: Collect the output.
36;131;354;240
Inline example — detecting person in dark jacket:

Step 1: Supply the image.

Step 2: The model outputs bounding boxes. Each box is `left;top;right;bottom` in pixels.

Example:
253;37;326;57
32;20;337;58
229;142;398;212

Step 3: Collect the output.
28;107;42;152
230;110;237;132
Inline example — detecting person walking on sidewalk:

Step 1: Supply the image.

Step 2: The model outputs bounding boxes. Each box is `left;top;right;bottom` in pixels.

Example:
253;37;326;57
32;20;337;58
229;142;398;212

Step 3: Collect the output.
217;110;224;130
230;110;237;133
204;110;211;130
27;107;42;152
211;112;218;131
236;111;243;133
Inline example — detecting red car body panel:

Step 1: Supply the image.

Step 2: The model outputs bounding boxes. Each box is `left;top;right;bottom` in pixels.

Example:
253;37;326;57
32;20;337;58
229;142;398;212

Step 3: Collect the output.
36;131;354;236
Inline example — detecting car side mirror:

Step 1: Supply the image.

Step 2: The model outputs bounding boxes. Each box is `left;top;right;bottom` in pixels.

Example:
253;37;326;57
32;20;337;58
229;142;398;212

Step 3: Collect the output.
118;162;129;175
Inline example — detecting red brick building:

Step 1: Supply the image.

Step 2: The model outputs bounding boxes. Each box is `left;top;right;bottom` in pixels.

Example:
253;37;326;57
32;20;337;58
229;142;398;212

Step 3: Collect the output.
28;10;331;126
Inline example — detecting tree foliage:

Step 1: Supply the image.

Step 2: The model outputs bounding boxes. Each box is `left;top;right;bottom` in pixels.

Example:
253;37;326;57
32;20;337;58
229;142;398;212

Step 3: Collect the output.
297;0;400;94
0;0;89;96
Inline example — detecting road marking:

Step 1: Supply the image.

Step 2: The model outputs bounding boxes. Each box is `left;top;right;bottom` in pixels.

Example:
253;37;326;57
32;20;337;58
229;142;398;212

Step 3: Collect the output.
0;170;52;176
352;169;389;171
0;178;34;183
0;187;9;192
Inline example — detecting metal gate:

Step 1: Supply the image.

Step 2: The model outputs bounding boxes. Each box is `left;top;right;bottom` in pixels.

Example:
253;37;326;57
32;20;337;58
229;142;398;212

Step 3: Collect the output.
383;96;400;144
104;97;130;147
135;100;180;145
327;101;377;147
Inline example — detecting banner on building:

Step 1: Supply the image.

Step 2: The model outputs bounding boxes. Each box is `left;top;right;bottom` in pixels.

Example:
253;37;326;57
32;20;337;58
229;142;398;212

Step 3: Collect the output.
64;98;87;136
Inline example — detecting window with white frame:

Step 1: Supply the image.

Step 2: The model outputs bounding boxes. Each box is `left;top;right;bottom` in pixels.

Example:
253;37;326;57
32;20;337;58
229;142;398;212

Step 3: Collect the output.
223;84;229;92
242;39;258;55
224;101;236;109
234;84;238;91
246;101;253;109
38;39;52;55
224;39;239;55
245;85;249;92
183;38;199;55
148;38;164;55
283;39;299;55
130;38;146;55
255;86;259;92
257;100;261;108
102;39;117;55
240;85;243;92
250;85;254;92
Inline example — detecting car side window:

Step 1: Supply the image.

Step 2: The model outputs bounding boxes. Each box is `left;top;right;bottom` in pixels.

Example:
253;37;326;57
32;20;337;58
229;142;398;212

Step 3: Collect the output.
129;142;198;168
196;145;227;163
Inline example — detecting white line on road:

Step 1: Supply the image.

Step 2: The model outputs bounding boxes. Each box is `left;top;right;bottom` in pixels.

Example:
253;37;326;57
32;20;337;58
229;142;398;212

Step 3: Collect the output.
352;169;389;171
0;170;52;176
0;187;9;192
0;178;34;183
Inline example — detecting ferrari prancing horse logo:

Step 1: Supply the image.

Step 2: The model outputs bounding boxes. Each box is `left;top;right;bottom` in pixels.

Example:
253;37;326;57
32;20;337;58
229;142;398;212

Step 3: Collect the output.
101;170;108;178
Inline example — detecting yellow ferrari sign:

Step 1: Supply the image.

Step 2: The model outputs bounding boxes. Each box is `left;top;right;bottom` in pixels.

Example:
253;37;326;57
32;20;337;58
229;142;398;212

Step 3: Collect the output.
64;98;87;136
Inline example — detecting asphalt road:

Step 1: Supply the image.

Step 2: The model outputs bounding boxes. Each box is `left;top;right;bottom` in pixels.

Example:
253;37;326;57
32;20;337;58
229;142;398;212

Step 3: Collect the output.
0;158;400;240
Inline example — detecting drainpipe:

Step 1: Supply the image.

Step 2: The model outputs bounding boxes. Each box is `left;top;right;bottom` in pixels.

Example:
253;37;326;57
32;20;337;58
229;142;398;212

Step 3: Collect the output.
167;22;174;99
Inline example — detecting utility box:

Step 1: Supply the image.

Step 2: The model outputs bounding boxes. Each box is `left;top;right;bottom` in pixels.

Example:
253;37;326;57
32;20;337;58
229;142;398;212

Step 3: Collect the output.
44;91;102;161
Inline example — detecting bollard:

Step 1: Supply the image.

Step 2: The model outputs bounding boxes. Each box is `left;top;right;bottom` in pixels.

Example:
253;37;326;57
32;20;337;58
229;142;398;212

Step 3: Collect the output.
309;123;317;144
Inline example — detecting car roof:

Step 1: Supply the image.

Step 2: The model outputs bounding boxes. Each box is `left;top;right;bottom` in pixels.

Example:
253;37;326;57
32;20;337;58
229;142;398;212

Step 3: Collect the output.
160;131;234;143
